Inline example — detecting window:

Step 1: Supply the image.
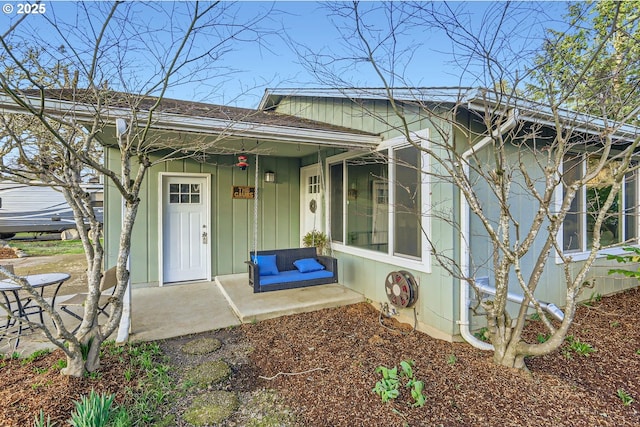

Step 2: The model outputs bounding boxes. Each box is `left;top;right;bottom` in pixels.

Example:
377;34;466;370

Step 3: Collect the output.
562;155;638;252
394;146;422;258
329;144;424;261
308;175;320;194
169;183;201;204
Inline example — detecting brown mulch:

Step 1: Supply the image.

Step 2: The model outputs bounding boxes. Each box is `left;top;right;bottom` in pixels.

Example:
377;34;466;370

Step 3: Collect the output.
243;289;640;427
0;349;137;425
1;287;639;426
0;247;17;259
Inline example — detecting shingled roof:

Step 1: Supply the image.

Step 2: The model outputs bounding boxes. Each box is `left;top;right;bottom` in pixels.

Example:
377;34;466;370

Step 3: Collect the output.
20;89;378;137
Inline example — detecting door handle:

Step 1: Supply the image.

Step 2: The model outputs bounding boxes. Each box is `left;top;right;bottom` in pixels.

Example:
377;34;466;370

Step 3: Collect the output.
202;231;208;244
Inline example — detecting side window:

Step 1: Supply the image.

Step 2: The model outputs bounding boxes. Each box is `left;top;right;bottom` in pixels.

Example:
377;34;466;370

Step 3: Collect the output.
562;154;638;252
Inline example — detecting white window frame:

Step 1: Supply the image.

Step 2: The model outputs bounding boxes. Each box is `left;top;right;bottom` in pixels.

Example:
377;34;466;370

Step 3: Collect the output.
326;130;431;273
556;155;639;263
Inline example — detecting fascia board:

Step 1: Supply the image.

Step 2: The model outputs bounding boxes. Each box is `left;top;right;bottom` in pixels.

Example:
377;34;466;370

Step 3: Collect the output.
466;98;640;142
259;87;474;110
147;113;381;146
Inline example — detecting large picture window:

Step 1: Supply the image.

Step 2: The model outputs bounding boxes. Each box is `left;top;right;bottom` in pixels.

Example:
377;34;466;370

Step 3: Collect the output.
329;144;424;261
562;155;638;252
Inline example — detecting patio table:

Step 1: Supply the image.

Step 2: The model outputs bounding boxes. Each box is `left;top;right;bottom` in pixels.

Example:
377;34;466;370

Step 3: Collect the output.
0;272;70;344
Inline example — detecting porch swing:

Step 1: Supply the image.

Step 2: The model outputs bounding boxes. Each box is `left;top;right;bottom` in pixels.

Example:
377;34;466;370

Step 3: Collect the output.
245;153;339;293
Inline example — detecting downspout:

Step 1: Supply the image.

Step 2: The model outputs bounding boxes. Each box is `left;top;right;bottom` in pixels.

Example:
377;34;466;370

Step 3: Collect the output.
458;109;518;351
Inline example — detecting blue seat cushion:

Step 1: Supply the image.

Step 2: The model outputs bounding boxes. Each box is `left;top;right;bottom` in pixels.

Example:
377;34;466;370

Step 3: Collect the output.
251;254;279;276
293;258;325;273
259;269;334;286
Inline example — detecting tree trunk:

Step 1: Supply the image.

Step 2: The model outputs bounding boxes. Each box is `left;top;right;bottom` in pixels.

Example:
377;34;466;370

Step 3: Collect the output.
487;311;528;370
61;327;103;377
61;346;86;378
492;345;527;370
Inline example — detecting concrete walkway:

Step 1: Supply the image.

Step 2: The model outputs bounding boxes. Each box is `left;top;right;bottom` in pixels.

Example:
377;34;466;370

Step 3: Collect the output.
1;274;363;354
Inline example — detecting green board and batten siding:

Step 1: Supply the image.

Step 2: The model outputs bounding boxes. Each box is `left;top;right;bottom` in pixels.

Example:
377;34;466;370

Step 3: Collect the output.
273;95;461;338
468;131;640;314
104;148;301;287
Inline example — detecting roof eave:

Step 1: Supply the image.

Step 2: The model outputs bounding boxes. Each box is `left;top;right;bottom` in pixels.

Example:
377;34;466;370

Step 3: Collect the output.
0;94;381;147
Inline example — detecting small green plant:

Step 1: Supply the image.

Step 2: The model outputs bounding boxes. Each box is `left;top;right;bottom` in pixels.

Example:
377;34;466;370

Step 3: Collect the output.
32;409;56;427
399;360;413;378
69;390;115;427
52;359;67;371
447;354;457;365
636;349;640;355
372;360;426;407
124;367;135;382
617;388;634;406
22;349;51;365
109;406;131;427
473;327;490;342
607;247;640;279
536;333;550;343
610;321;620;328
409;380;426;407
122;342;173;424
372;365;400;402
565;336;596;357
85;371;102;380
33;366;48;375
80;338;94;361
302;229;329;255
529;312;542;321
582;292;602;307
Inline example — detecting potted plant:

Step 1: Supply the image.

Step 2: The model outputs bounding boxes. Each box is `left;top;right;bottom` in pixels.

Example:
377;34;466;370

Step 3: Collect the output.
302;230;329;255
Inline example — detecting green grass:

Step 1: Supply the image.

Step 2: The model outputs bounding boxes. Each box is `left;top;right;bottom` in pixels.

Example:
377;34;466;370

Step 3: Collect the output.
11;239;85;256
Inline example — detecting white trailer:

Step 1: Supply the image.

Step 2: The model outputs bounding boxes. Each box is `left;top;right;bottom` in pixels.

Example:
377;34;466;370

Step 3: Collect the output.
0;182;103;239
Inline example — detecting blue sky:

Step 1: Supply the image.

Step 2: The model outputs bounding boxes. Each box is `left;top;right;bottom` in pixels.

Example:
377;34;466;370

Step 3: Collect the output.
0;1;568;108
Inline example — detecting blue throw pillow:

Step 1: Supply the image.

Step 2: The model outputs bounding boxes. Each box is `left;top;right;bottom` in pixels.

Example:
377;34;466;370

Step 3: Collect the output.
251;254;279;276
293;258;325;273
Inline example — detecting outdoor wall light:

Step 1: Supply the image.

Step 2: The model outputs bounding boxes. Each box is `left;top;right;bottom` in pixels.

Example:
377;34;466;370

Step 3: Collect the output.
264;170;276;183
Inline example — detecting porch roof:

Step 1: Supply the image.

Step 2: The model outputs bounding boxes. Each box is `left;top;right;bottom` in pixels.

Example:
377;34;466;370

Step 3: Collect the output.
0;89;382;157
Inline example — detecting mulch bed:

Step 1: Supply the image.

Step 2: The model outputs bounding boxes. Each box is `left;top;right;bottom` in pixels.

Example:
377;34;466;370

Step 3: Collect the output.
243;291;640;426
0;349;137;425
0;287;639;426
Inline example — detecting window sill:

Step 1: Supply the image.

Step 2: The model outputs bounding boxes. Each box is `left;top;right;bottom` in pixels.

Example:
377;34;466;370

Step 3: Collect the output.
556;245;640;264
330;243;431;273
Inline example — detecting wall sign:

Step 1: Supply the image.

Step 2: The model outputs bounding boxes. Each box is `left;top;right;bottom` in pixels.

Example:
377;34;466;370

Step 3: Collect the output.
232;186;255;199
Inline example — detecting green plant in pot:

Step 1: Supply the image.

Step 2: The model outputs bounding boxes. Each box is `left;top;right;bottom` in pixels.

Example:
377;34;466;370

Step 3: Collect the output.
302;230;328;255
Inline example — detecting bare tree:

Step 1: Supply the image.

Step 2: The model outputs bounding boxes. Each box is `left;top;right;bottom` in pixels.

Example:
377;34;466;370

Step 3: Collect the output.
0;1;276;376
295;1;640;369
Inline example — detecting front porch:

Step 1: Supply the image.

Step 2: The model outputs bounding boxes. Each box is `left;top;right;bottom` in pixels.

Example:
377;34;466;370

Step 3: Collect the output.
1;275;363;354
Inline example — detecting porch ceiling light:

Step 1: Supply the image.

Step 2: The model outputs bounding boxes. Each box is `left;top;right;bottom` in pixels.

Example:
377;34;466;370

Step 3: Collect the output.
264;170;276;183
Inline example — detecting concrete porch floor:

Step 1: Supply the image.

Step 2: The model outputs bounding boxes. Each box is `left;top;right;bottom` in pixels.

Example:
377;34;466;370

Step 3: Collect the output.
1;274;363;355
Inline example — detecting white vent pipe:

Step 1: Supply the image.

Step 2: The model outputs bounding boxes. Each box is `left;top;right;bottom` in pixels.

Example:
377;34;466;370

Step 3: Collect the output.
475;277;565;322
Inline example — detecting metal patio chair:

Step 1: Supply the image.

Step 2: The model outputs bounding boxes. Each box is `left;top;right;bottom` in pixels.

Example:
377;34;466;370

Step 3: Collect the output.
60;266;117;328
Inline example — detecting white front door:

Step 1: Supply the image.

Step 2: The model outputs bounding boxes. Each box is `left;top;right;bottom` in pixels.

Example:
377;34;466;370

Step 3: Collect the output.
162;175;209;283
300;165;324;243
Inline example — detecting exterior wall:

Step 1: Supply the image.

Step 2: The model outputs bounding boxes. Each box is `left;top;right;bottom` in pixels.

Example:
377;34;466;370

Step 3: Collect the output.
276;95;461;339
467;131;640;325
105;147;301;287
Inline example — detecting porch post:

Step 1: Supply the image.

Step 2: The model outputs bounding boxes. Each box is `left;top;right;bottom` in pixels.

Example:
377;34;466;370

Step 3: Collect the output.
115;118;131;343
